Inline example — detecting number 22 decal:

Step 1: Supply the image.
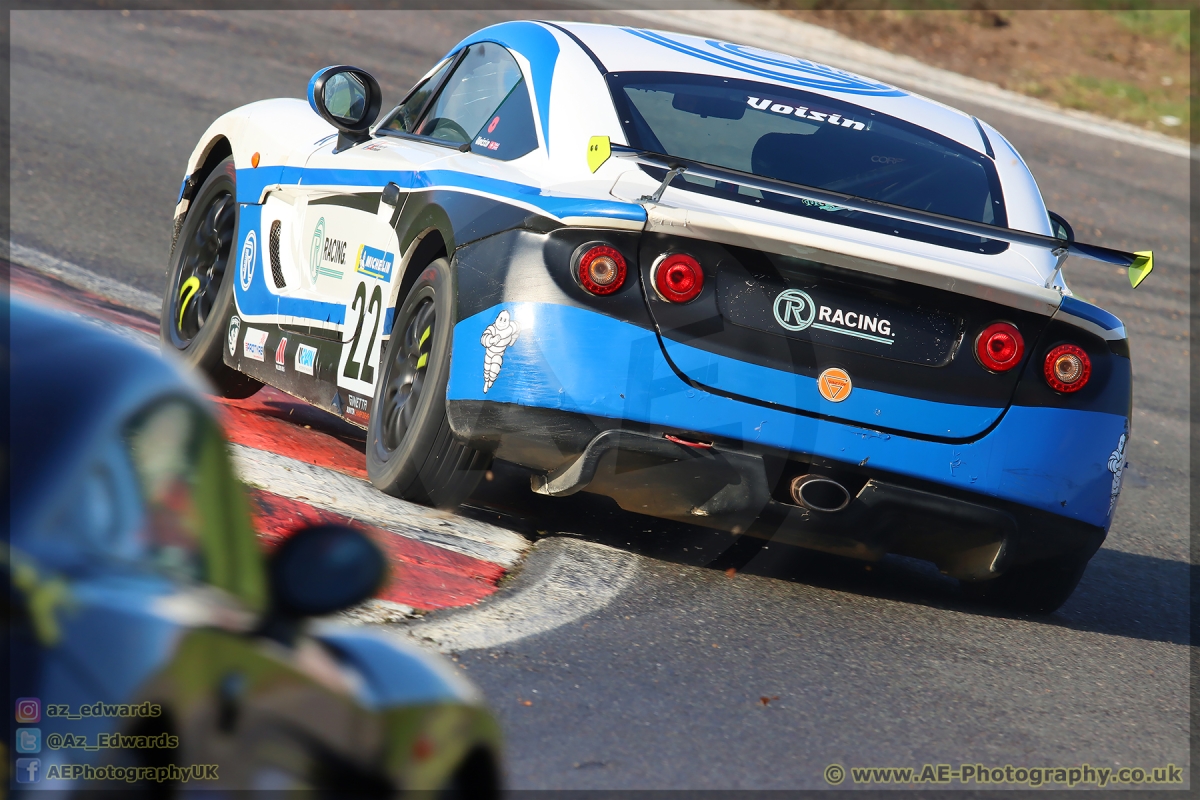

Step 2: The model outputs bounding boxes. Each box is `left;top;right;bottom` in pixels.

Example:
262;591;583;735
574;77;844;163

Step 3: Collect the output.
343;281;382;384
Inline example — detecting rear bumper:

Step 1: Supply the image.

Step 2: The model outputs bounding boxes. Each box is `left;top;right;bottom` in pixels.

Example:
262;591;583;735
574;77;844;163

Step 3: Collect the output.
448;401;1106;579
448;301;1127;561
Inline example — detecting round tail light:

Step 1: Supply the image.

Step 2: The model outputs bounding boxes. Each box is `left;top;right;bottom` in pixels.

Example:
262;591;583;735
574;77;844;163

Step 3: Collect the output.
575;244;626;295
653;253;704;303
975;322;1024;372
1044;344;1091;393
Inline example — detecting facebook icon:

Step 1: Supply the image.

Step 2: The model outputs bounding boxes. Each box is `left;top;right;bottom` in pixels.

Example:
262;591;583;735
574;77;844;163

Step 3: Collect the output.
16;757;41;783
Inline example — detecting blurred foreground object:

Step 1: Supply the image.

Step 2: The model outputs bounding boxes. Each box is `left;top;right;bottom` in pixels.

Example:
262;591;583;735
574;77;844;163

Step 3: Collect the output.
6;299;502;795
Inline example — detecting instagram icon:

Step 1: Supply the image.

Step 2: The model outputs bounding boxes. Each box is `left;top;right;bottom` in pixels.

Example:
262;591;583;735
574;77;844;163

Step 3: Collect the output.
15;698;41;723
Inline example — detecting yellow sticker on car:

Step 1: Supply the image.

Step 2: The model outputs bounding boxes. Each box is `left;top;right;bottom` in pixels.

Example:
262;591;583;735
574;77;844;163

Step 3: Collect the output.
587;136;611;173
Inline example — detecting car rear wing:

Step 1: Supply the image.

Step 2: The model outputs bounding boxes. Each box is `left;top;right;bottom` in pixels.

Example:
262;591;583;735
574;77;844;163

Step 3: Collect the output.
587;137;1153;289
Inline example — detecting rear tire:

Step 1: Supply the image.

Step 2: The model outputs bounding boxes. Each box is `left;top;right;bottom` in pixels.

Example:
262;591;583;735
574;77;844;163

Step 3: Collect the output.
367;258;491;508
160;156;262;399
960;550;1092;614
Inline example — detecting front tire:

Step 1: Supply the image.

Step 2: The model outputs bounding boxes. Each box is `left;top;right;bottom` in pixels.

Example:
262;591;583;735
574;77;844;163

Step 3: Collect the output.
160;156;262;399
367;257;491;507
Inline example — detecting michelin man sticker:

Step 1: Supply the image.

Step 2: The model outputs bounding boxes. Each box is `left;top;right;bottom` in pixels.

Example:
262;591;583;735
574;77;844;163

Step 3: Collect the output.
1107;432;1127;513
481;310;520;393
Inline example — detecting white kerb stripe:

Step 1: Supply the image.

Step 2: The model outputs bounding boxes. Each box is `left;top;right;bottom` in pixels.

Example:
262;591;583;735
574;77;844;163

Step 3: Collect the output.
391;538;638;652
230;444;529;568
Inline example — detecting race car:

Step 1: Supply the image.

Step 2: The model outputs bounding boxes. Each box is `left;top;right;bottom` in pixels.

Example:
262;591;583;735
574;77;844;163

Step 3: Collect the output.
161;21;1153;613
11;299;502;794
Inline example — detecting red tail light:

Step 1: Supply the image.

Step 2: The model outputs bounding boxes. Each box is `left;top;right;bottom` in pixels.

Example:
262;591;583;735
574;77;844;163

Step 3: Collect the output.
653;253;704;303
575;244;626;295
975;322;1024;372
1044;344;1091;393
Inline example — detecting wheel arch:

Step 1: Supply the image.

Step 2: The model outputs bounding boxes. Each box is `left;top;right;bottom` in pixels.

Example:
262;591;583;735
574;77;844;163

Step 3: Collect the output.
388;202;456;335
170;136;233;258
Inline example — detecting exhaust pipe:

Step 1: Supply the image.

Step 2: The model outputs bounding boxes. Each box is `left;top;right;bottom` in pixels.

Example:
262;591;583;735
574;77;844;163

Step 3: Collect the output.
789;475;851;513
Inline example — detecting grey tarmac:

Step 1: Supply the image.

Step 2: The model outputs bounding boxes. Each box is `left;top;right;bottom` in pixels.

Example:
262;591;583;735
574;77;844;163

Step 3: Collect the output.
11;8;1189;790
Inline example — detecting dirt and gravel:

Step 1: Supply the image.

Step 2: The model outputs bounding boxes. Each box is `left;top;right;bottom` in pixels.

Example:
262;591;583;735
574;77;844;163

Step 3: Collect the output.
763;7;1190;139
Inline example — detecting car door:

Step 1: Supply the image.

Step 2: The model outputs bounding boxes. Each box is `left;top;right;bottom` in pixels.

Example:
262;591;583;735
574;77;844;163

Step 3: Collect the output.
286;44;542;422
276;57;463;422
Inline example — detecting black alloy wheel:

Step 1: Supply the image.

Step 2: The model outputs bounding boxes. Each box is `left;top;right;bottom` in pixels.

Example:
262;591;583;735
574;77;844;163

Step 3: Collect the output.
173;192;235;344
367;257;490;507
159;156;262;398
380;299;435;452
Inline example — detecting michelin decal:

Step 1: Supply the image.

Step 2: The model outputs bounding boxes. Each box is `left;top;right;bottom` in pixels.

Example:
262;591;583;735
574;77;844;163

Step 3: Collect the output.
1108;432;1127;513
481;310;520;393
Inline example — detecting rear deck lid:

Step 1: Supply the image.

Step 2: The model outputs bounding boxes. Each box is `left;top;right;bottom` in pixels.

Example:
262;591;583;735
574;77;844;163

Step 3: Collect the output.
640;233;1055;441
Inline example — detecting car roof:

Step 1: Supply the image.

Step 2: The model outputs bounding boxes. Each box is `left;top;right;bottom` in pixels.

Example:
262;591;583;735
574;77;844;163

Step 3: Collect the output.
9;299;210;533
452;20;989;156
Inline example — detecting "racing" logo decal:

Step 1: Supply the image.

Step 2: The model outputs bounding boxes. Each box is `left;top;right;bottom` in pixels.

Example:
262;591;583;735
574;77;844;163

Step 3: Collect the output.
309;217;345;281
773;289;894;345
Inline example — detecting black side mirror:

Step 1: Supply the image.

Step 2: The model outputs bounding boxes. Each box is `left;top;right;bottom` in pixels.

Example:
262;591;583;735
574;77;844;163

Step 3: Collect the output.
308;65;383;153
261;524;386;643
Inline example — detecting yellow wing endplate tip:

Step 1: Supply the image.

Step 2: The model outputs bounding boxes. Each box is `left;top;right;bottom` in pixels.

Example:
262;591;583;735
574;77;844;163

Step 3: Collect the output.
1129;250;1153;288
587;136;611;173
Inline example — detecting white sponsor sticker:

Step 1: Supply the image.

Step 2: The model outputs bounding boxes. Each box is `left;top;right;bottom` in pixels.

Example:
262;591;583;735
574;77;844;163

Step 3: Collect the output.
772;289;894;345
239;230;257;291
243;328;268;362
295;343;317;376
227;316;241;356
481;309;520;393
1108;432;1127;513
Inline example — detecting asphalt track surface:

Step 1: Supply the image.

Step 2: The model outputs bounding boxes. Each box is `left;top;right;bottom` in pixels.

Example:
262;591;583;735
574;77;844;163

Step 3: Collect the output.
11;9;1190;791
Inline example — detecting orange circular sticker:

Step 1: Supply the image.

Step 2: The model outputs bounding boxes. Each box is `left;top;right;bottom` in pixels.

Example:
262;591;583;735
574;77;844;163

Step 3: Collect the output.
817;367;852;402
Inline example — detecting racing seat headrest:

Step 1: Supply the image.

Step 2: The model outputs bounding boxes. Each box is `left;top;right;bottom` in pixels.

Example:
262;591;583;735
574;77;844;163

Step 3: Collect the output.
751;129;868;188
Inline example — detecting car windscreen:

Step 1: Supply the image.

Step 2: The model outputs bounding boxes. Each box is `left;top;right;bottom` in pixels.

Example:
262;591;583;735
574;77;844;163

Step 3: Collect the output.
606;72;1008;254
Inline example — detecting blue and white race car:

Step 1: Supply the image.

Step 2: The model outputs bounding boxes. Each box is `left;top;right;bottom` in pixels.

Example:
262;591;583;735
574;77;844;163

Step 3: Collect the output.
161;21;1154;613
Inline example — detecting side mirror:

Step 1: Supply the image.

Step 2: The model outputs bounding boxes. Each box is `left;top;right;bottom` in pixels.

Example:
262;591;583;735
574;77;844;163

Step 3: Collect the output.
308;65;383;153
262;524;386;642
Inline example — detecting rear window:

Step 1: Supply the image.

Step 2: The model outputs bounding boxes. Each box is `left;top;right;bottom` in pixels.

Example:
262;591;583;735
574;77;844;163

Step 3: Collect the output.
607;72;1007;254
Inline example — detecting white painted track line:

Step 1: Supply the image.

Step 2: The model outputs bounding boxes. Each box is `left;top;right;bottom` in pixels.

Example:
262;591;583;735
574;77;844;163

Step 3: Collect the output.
7;239;162;315
618;8;1193;160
